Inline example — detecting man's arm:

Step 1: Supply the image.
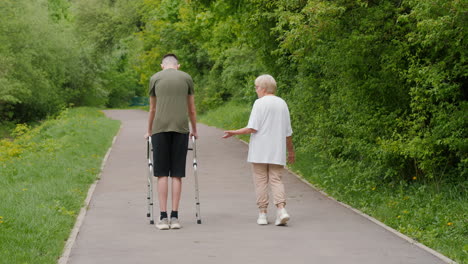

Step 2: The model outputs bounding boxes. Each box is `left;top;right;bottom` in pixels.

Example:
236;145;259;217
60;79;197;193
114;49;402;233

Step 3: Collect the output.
187;95;198;139
222;127;257;138
145;96;156;138
286;136;295;164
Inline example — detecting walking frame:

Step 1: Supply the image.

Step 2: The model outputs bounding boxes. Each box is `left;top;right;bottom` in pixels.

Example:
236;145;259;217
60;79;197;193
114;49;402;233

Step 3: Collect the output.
146;136;155;225
146;135;202;225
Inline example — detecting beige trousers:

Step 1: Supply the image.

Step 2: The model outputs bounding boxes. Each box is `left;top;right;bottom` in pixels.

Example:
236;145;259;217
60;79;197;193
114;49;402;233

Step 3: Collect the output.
251;163;286;210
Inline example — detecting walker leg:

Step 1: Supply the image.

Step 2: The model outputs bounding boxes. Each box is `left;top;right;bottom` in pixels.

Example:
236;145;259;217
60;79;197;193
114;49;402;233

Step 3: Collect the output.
191;136;202;224
147;138;155;225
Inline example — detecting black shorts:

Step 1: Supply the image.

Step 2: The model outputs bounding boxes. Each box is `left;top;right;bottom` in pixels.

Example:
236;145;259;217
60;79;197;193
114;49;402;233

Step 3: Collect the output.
151;132;189;177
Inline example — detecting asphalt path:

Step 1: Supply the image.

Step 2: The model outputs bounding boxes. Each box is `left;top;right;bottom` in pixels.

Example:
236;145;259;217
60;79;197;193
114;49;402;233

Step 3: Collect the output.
66;109;447;264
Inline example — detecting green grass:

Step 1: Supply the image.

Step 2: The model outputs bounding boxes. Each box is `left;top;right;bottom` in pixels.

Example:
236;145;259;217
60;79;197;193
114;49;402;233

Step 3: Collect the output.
291;152;467;263
199;101;468;264
199;100;252;142
0;107;120;264
107;105;149;111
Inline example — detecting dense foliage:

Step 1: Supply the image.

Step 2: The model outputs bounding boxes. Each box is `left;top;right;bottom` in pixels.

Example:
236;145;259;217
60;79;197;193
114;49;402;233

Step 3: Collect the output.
0;0;141;123
1;0;466;261
2;0;465;190
134;0;467;184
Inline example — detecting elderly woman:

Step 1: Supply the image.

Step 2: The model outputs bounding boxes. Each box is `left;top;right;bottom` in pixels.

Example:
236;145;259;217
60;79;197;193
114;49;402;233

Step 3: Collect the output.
223;74;295;226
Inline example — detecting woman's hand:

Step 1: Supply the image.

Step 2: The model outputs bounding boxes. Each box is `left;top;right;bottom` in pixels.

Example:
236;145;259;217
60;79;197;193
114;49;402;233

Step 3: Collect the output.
222;131;235;138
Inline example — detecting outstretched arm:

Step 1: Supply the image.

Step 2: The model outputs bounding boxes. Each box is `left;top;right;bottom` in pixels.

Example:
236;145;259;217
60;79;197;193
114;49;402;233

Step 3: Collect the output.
222;127;257;138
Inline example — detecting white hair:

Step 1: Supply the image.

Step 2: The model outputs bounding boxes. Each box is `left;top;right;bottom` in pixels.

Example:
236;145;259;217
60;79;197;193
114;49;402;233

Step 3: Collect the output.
255;74;277;93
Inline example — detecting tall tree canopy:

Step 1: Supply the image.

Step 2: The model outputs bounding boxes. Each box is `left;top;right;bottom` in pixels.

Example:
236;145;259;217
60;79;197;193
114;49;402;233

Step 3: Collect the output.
1;0;466;182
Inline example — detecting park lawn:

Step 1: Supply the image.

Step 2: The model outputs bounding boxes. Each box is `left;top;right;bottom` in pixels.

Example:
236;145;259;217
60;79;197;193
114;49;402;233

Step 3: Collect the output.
200;101;467;263
0;107;120;264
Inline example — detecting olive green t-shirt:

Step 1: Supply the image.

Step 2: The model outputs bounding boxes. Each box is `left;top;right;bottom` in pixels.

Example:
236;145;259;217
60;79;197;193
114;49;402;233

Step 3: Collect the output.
148;68;194;134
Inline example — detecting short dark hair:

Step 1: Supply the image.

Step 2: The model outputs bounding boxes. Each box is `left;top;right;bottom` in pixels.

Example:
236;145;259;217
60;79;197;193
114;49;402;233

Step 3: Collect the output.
163;53;178;61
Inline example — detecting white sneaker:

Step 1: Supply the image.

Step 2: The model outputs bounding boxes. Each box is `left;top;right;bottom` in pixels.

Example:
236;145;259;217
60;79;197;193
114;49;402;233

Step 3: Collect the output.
169;217;181;229
275;208;290;226
257;213;268;225
156;218;170;230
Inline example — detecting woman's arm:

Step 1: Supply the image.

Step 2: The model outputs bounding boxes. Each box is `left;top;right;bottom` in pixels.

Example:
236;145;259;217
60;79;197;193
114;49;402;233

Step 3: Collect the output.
222;127;257;138
286;136;295;164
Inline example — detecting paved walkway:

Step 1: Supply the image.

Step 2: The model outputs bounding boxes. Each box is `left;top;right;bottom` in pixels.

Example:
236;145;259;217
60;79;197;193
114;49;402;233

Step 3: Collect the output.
67;109;446;264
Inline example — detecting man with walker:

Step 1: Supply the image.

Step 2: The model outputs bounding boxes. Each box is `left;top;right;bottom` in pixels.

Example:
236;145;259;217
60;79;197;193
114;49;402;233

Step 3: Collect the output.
145;54;198;230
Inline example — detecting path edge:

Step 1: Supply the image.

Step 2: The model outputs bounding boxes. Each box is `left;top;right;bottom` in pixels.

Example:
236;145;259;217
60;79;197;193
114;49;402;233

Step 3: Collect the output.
288;170;457;264
58;125;121;264
236;137;458;264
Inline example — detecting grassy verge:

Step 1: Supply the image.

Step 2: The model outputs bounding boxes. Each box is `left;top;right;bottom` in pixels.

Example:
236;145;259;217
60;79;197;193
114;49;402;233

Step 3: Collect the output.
109;105;149;111
199;100;252;142
0;107;120;264
291;152;467;263
199;101;467;263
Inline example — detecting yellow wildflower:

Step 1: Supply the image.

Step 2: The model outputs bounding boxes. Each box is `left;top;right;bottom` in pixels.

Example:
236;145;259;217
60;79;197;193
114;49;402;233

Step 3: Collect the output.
447;222;453;226
397;215;401;219
0;221;3;224
372;187;376;191
22;188;27;191
412;176;417;180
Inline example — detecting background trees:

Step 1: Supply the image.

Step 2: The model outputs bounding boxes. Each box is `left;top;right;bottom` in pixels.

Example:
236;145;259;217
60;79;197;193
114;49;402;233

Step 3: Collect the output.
0;0;142;123
1;0;466;182
1;1;465;260
133;0;466;183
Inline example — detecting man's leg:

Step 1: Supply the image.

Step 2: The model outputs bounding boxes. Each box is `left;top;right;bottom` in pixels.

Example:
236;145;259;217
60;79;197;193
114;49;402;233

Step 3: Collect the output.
152;133;171;230
169;132;188;207
154;176;169;229
157;176;169;212
168;132;188;229
168;177;182;229
171;177;182;211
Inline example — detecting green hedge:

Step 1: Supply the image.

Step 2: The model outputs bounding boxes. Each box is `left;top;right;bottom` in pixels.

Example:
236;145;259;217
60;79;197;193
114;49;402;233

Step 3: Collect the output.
135;0;466;185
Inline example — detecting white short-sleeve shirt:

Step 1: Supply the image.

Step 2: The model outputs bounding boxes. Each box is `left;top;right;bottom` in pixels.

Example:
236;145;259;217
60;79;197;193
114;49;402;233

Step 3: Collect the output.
247;95;293;165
